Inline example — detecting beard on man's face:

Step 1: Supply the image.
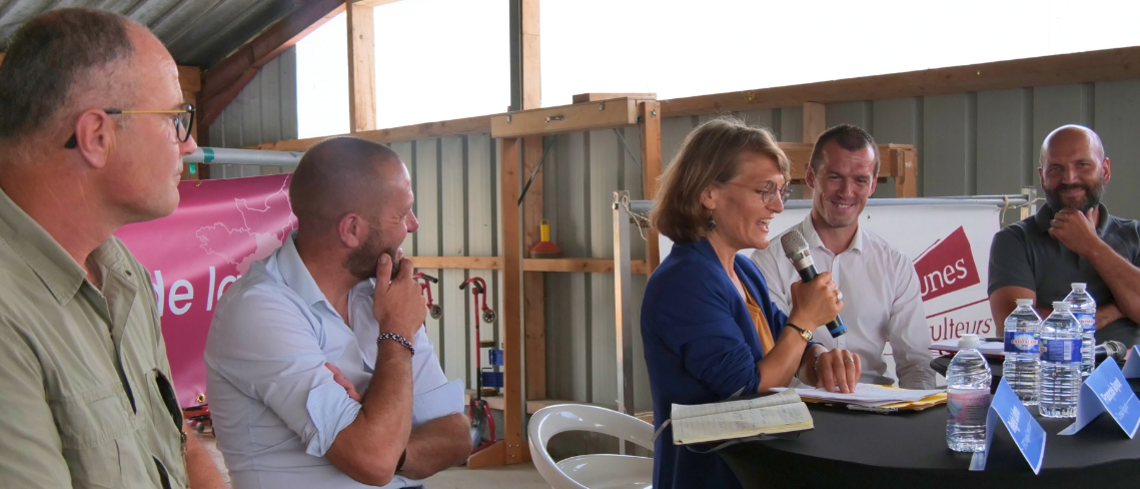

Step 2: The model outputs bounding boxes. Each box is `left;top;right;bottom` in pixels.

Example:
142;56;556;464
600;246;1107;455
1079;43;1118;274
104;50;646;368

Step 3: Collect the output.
1046;179;1106;213
345;228;399;282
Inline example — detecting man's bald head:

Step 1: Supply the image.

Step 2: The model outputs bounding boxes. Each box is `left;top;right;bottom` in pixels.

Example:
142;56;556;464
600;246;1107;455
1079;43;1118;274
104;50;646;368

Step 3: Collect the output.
1038;124;1111;213
1041;124;1105;167
289;137;404;234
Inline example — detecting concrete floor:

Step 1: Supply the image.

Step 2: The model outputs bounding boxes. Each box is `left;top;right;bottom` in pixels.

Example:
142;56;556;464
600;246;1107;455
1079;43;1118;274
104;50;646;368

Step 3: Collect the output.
201;435;550;489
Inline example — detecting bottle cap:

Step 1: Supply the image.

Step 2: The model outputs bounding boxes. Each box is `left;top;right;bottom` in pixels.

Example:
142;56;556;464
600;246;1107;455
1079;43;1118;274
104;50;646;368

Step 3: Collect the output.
1071;282;1087;291
1016;298;1034;306
958;334;979;349
1053;301;1071;311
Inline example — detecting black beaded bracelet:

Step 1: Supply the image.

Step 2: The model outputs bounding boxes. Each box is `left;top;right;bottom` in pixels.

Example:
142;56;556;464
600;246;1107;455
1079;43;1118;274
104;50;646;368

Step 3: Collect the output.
377;332;415;356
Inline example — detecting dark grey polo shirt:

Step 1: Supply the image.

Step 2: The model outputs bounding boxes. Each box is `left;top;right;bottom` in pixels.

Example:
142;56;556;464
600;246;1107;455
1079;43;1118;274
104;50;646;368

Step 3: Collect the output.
988;203;1140;347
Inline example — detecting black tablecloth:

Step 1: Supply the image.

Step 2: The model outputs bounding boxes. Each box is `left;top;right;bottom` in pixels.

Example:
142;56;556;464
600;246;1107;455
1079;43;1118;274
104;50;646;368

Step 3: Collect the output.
716;379;1140;489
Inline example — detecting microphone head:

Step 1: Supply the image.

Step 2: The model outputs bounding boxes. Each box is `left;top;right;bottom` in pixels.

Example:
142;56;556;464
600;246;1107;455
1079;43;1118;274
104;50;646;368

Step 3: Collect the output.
1106;340;1128;362
781;230;809;259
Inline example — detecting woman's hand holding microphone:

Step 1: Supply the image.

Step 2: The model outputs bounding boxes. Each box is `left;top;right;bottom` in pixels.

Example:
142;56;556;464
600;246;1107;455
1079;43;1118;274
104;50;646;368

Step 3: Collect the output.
787;271;861;393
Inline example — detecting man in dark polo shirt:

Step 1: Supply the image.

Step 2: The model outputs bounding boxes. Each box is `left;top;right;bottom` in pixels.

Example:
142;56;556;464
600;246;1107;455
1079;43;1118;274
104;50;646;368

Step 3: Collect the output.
988;125;1140;347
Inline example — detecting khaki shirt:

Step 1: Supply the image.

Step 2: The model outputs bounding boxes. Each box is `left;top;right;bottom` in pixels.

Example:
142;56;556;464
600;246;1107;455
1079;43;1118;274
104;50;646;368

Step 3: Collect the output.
0;187;188;489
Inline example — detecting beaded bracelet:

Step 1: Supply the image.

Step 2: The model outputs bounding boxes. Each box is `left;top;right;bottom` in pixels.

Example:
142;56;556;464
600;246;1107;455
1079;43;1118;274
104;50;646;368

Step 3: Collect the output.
377;332;415;356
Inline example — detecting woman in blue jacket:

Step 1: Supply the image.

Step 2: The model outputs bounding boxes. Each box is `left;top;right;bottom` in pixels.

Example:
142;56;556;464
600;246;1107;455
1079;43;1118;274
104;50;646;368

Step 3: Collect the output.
642;118;862;489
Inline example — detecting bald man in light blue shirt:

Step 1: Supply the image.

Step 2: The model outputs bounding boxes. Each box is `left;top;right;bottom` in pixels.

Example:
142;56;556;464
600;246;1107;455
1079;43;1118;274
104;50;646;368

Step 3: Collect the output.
205;137;469;488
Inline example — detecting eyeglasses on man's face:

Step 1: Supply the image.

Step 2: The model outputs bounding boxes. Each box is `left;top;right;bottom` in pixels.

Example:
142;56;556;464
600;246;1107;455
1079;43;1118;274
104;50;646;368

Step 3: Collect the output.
64;103;195;149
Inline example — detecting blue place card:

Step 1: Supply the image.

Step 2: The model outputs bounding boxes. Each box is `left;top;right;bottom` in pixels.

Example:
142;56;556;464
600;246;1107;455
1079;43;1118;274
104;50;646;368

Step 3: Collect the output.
1122;346;1140;378
1059;359;1140;438
969;378;1046;475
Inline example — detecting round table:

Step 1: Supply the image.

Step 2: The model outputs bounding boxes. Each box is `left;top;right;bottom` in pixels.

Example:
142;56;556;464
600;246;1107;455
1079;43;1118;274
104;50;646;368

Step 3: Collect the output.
715;379;1140;488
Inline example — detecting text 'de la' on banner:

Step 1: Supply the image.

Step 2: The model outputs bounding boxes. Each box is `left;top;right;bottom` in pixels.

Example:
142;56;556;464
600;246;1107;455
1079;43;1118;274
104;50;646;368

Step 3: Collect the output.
116;174;298;408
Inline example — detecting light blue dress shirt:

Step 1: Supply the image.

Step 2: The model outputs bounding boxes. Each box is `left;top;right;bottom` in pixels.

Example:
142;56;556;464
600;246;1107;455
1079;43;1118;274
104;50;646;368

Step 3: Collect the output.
204;233;464;489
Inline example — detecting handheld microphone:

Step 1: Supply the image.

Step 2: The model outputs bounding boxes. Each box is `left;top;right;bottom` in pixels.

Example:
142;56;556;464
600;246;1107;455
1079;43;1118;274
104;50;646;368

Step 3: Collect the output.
780;230;846;338
1095;340;1128;365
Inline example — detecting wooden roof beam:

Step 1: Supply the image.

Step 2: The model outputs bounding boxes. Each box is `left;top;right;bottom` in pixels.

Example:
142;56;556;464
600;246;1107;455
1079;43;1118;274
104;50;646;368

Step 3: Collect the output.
660;46;1140;117
199;0;346;127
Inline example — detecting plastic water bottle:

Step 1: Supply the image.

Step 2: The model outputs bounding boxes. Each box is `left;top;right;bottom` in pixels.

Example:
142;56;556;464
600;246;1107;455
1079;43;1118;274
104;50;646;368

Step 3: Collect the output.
1003;299;1041;405
1039;302;1083;418
1064;283;1097;377
946;334;992;452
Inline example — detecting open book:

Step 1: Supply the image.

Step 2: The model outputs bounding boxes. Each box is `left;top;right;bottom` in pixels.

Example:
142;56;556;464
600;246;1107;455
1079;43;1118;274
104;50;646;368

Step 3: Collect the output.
670;389;813;445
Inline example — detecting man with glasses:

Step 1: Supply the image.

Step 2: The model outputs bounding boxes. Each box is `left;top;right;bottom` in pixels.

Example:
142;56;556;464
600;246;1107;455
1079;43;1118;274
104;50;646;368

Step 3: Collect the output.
753;124;936;389
0;8;222;489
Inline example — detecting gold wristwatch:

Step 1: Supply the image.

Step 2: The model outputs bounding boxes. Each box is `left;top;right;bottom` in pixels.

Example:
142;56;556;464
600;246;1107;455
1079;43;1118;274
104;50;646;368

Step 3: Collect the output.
785;323;813;342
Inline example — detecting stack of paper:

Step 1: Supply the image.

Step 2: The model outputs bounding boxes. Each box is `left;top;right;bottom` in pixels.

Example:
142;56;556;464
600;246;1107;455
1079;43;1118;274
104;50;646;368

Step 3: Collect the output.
670;389;813;445
770;384;945;408
930;338;1005;356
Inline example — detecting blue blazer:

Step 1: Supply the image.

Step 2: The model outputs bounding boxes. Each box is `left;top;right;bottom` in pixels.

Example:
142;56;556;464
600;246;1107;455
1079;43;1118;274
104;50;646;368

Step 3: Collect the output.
641;239;798;489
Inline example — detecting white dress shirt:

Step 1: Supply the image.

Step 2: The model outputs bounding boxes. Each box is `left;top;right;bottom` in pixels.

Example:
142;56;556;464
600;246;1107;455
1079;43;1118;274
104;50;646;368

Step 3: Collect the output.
205;232;464;489
751;214;935;389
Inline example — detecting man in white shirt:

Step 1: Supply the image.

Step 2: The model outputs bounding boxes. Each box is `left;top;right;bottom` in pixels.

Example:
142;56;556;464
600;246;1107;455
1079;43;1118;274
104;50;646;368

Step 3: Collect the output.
752;124;936;389
205;137;470;488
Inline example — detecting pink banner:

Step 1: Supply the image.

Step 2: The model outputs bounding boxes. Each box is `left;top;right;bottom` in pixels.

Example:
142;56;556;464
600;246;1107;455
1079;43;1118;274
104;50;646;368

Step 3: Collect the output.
115;175;297;408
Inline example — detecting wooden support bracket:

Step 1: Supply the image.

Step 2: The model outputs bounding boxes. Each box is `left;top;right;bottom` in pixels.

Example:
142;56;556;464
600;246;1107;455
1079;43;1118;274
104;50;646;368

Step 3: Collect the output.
492;98;640;138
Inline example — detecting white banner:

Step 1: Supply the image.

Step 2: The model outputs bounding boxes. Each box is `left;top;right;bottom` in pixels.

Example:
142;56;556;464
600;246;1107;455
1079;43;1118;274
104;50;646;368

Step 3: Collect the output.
658;203;1002;343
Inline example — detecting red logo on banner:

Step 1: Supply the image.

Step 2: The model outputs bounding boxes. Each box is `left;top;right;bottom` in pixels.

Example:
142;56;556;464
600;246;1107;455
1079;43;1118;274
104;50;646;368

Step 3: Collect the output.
116;175;297;408
914;226;980;301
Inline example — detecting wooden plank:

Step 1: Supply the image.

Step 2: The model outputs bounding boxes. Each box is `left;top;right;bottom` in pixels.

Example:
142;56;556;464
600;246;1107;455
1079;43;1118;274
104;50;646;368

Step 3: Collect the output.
572;93;657;104
248;114;493;151
640;102;662;273
499;138;525;464
200;0;346;126
466;133;496;391
521;0;541;110
347;1;376;133
659;46;1140;117
354;0;406;6
177;66;201;93
466;440;505;469
522;135;546;401
802;102;826;143
523;258;648;274
491;98;639;138
893;148;918;198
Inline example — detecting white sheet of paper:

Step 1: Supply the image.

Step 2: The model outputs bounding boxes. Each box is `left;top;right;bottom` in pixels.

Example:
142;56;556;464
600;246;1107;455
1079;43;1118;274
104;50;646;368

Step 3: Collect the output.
772;383;944;406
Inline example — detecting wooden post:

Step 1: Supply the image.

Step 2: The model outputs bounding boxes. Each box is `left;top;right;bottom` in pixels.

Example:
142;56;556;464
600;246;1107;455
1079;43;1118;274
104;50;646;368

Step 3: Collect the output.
499;138;525;464
519;0;546;402
639;101;662;273
347;1;376;133
522;136;546;401
895;148;918;198
801;102;826;198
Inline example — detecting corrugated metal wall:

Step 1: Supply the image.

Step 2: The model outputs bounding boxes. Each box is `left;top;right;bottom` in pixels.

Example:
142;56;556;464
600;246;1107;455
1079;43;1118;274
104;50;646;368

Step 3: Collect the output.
207;47;299;177
390;136;505;390
204;57;1140;415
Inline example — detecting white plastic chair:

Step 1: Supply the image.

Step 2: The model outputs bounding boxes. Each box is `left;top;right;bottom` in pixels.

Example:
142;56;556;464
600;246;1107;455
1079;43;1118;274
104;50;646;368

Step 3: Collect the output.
528;404;655;489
